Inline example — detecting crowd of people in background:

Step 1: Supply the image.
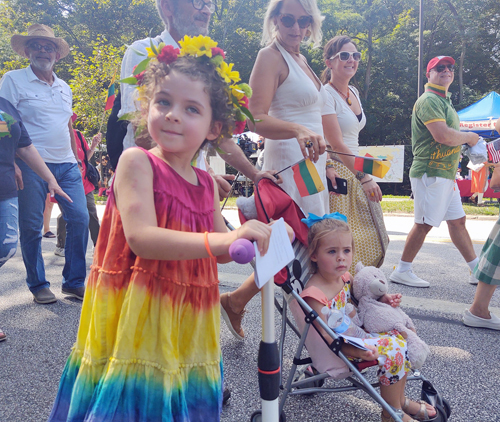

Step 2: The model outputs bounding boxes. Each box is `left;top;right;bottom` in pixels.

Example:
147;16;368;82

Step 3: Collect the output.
0;0;499;420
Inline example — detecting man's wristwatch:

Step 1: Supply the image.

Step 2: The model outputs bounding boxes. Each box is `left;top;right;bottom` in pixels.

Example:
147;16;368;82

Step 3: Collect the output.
355;171;366;181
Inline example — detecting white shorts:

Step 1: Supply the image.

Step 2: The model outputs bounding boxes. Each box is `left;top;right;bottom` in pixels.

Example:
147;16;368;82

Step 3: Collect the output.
410;174;465;227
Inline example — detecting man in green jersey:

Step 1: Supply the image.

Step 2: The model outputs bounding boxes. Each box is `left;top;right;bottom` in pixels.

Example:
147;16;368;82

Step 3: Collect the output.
390;56;480;288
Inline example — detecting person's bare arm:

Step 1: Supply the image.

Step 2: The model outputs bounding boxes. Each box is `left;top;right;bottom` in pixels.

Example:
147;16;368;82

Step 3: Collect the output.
303;295;378;361
14;162;23;190
323;114;382;202
249;47;325;162
115;148;272;260
86;133;102;160
426;121;479;147
68;119;80;165
218;137;281;183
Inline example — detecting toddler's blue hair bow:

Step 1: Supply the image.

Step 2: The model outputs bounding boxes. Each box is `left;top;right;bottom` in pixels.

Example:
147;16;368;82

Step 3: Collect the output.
301;212;348;228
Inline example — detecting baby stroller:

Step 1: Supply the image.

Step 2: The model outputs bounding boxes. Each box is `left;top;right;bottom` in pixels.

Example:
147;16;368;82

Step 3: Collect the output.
236;178;451;422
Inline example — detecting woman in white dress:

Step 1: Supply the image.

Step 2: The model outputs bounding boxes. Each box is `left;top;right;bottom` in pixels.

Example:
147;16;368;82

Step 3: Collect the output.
220;0;348;340
247;0;343;216
321;35;388;270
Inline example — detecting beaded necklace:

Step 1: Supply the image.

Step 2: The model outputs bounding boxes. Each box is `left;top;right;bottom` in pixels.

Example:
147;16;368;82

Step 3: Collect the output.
329;82;352;106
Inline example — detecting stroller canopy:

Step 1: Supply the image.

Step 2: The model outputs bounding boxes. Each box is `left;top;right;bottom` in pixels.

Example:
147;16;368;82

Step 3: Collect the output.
458;91;500;138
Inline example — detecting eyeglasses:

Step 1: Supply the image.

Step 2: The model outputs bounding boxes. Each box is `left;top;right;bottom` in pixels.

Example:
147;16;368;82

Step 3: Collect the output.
329;51;361;62
434;64;455;73
279;14;313;29
27;42;57;53
192;0;215;13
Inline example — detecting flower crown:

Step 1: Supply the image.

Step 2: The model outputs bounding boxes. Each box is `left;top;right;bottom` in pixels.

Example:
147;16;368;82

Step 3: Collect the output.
120;35;254;135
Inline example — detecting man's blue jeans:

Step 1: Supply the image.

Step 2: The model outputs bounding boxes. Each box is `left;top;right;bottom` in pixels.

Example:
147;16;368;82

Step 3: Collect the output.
15;159;89;293
0;196;18;269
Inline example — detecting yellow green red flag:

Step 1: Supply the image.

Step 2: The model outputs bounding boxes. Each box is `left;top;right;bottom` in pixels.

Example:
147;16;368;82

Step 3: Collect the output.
292;158;325;197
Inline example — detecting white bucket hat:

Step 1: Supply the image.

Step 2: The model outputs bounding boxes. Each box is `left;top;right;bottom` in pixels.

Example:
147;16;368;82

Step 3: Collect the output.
11;24;70;59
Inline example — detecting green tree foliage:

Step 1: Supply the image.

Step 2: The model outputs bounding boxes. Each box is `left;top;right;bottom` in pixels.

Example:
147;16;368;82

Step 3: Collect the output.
69;37;124;136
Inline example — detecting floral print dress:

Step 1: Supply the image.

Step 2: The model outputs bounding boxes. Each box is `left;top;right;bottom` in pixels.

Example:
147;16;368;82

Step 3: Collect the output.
300;275;410;386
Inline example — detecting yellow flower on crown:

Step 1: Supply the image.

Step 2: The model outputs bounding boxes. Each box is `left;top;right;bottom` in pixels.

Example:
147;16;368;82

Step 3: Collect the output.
179;35;217;58
218;61;241;84
231;85;244;101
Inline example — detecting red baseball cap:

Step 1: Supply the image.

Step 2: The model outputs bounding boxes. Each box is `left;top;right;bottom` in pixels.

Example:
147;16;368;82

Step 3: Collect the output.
426;56;455;73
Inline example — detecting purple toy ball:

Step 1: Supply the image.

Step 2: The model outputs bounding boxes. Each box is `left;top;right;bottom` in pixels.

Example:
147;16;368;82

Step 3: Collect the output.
229;238;255;264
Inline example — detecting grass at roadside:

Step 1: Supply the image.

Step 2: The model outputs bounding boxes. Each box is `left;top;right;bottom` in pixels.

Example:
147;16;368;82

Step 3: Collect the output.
221;196;500;216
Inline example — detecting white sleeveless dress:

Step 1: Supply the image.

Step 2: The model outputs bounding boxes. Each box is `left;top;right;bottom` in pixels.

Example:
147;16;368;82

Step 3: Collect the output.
262;43;336;217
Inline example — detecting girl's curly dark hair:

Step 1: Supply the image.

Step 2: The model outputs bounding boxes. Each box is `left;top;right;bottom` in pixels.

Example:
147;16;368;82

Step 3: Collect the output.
135;55;235;148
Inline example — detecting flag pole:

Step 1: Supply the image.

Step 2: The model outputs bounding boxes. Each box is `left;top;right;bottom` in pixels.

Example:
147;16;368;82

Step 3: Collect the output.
274;150;385;177
97;68;118;188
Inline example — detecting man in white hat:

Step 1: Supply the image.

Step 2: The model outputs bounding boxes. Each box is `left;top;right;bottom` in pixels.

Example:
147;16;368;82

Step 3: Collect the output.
389;56;480;289
115;0;277;200
0;24;89;304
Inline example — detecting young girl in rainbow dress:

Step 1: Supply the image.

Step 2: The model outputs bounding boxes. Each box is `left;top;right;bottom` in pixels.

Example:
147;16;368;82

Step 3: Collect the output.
300;214;436;422
48;37;272;422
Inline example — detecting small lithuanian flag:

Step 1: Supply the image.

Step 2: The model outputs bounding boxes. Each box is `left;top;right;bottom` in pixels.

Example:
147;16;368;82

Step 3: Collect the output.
104;74;116;111
354;154;391;179
292;158;325;197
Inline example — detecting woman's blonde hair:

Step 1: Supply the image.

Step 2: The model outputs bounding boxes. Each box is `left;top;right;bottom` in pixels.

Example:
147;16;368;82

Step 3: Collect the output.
261;0;324;49
307;218;353;273
320;35;357;84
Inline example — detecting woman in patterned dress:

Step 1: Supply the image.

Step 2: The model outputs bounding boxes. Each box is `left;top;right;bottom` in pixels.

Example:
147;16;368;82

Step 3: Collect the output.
321;35;389;272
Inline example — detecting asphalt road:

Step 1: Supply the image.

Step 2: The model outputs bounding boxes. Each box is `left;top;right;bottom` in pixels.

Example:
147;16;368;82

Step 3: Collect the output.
1;208;499;422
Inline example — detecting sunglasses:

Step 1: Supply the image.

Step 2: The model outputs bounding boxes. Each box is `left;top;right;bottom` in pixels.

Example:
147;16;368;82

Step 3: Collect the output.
434;64;455;73
27;42;57;53
191;0;215;13
329;51;361;62
279;14;313;29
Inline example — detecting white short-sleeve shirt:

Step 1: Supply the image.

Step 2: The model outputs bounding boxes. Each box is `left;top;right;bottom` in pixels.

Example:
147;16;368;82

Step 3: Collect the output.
0;66;74;163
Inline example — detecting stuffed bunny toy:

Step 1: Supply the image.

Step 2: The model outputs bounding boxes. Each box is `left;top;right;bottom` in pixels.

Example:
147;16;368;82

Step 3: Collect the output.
352;262;430;369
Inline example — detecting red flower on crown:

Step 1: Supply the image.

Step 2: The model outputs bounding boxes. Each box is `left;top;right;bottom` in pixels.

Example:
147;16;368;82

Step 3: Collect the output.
211;47;225;59
157;45;180;64
234;120;246;135
132;65;146;85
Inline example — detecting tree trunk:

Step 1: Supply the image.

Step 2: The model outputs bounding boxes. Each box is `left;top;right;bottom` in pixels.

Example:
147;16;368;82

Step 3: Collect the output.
363;26;373;101
444;0;466;103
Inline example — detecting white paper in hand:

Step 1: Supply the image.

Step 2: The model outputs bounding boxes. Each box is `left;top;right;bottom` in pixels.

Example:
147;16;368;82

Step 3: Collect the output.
254;218;294;288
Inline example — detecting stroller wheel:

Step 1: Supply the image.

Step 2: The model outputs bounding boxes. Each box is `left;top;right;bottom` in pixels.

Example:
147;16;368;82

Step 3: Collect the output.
250;410;286;422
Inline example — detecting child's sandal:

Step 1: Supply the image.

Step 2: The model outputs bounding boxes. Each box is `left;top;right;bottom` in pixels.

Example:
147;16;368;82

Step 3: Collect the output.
402;398;433;421
381;409;418;422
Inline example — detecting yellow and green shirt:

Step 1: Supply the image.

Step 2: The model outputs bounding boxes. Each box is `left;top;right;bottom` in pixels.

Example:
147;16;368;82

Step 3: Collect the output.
409;83;461;180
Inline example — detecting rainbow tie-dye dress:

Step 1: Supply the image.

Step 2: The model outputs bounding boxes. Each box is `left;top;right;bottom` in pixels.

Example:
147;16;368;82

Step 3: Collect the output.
49;149;222;421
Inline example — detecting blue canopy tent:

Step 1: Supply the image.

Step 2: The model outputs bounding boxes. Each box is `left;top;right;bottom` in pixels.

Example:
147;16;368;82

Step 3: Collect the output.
458;91;500;138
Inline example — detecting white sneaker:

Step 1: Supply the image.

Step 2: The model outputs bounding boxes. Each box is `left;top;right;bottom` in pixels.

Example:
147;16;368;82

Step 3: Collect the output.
463;309;500;330
54;247;65;257
389;268;430;288
469;271;479;285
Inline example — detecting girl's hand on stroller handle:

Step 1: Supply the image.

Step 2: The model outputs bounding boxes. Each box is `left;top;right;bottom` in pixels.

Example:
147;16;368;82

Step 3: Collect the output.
229;239;255;264
231;221;295;263
236;220;272;257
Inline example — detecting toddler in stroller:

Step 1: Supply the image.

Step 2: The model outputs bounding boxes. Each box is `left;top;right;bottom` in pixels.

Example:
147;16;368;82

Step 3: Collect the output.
297;213;436;422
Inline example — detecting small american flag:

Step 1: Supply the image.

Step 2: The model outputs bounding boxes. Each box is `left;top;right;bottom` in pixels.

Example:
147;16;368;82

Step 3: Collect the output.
486;139;500;163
